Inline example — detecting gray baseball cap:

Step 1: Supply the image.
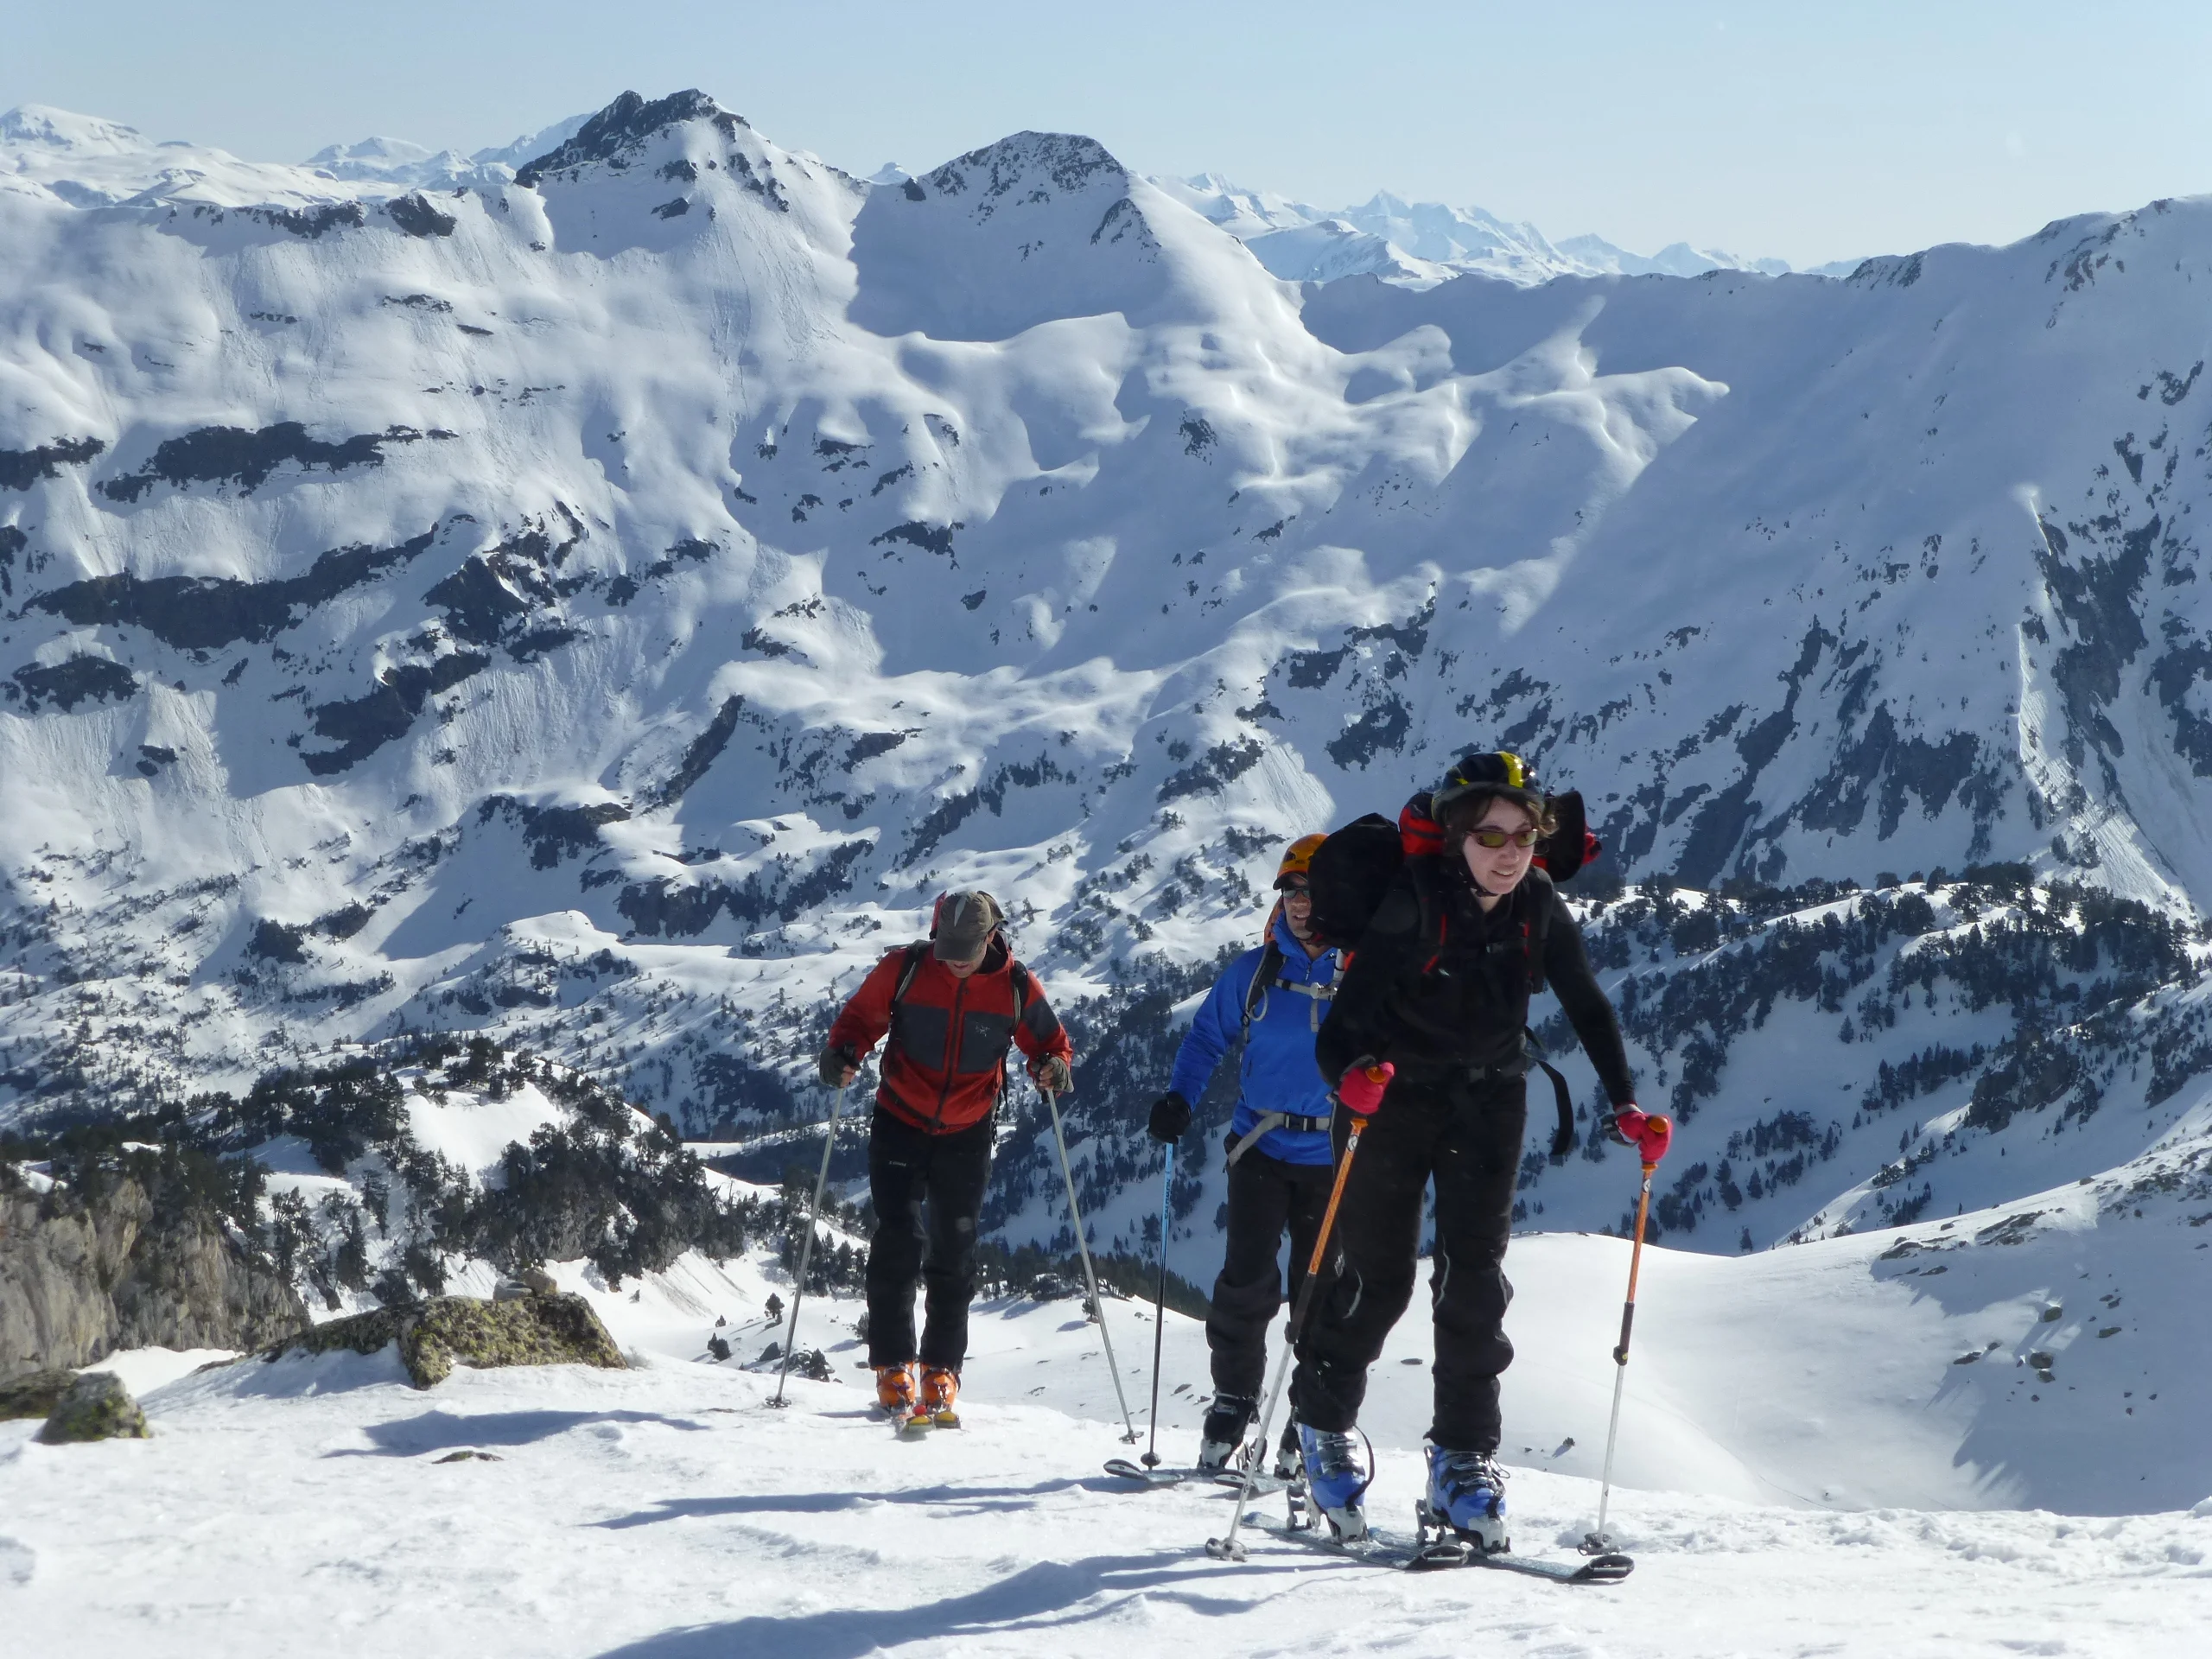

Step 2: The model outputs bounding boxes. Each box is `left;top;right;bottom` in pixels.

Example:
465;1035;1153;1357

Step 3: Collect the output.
932;889;1005;963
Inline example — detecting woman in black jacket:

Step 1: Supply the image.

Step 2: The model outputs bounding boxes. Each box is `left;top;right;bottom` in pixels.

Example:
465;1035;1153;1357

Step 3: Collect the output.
1290;751;1670;1548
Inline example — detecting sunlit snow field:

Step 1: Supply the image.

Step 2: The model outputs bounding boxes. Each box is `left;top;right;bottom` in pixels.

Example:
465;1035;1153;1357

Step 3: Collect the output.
8;1206;2211;1658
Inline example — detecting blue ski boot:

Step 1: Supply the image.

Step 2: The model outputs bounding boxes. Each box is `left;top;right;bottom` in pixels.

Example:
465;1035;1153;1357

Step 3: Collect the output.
1422;1444;1510;1553
1297;1423;1371;1541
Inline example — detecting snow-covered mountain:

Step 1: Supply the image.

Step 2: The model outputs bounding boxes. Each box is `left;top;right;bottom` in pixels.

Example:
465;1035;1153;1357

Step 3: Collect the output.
5;86;2212;1318
1150;173;1835;287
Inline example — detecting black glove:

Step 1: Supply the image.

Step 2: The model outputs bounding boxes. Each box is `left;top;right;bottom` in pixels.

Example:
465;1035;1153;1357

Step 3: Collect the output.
1147;1090;1193;1143
817;1043;858;1088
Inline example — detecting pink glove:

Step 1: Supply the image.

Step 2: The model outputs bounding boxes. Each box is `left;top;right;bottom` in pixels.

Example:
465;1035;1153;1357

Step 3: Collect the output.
1336;1062;1395;1117
1608;1108;1673;1165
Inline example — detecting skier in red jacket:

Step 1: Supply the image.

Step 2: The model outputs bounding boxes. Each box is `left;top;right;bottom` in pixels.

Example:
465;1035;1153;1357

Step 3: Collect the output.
819;890;1073;1423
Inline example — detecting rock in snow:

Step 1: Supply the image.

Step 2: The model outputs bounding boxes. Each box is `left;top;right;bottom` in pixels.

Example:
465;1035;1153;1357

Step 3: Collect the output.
35;1370;149;1443
269;1292;626;1389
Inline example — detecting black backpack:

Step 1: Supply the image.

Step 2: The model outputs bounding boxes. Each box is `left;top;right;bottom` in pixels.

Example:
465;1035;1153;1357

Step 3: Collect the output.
1300;792;1601;1162
1305;813;1406;951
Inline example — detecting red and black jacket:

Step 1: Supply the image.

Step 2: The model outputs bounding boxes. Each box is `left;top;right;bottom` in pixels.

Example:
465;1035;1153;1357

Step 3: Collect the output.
828;937;1071;1135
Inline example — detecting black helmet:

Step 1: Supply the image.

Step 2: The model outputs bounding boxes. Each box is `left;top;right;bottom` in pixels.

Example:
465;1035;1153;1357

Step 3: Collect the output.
1432;751;1547;826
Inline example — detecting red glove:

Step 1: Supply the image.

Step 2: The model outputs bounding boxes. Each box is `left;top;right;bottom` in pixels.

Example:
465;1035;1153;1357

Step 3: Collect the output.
1337;1062;1395;1116
1607;1108;1673;1164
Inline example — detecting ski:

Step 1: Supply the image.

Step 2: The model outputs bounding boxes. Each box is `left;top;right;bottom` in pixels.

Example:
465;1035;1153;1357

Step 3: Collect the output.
894;1408;961;1437
1245;1506;1633;1581
1103;1458;1289;1495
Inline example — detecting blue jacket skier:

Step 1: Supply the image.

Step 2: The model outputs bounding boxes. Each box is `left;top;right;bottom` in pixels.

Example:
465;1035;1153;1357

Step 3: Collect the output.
1149;835;1340;1471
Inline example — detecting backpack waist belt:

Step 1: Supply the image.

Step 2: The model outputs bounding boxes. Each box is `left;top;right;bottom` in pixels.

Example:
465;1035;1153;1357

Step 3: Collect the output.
1404;1052;1578;1164
1224;1109;1334;1166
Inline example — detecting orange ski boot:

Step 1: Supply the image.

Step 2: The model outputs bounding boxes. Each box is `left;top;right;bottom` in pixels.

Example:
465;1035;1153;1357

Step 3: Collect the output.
874;1363;918;1422
918;1364;961;1428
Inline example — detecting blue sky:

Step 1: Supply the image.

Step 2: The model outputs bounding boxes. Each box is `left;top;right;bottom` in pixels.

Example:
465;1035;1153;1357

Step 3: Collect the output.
7;0;2210;265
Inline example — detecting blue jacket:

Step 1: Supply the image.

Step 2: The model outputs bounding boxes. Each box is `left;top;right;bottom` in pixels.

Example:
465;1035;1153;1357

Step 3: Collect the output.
1168;911;1341;1166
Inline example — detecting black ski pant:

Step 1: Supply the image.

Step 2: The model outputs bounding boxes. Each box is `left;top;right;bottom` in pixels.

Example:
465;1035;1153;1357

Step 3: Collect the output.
1205;1138;1336;1402
1292;1073;1527;1453
865;1108;995;1373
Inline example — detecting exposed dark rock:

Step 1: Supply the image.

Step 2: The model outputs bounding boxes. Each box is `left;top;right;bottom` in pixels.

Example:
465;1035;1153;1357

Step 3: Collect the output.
302;652;491;775
477;797;633;868
1325;697;1410;769
652;695;745;805
2034;512;2154;770
99;423;445;502
0;435;105;491
254;203;366;238
507;625;583;663
425;555;537;645
0;524;22;598
1;1177;307;1384
652;198;690;219
870;520;958;558
10;654;138;713
617;840;870;937
0;1368;77;1420
516;90;721;188
264;1292;625;1389
31;527;438;651
385;193;457;237
37;1371;149;1443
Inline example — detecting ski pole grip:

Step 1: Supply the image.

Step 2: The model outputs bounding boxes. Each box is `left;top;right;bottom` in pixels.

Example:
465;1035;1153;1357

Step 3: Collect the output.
1613;1302;1635;1364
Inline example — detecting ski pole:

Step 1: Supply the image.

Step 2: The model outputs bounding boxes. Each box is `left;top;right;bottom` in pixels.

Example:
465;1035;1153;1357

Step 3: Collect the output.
1141;1142;1175;1467
769;1084;848;1409
1042;1084;1141;1443
1584;1154;1659;1552
1207;1096;1372;1563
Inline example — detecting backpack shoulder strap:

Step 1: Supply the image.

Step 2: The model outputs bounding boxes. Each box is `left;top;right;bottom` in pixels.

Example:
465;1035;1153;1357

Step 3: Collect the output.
1522;868;1556;992
1240;939;1285;1043
1406;856;1448;971
890;940;931;1006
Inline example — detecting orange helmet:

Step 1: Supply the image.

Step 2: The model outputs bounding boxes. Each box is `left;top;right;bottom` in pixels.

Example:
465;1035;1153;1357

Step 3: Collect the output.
1274;834;1326;890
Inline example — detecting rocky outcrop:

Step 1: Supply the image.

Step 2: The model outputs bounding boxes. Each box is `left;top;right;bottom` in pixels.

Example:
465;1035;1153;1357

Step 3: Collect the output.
268;1291;625;1389
0;1368;78;1419
1;1178;308;1382
37;1370;149;1443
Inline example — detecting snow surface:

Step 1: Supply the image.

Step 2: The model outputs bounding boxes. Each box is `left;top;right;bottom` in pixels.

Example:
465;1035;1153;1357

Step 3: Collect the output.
5;1214;2210;1656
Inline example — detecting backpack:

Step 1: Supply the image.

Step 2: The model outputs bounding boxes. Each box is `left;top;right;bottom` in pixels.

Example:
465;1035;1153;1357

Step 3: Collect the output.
886;939;1039;1115
1300;788;1604;1163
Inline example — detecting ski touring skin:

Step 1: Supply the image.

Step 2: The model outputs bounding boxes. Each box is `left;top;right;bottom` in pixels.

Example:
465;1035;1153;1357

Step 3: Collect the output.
1103;1458;1288;1496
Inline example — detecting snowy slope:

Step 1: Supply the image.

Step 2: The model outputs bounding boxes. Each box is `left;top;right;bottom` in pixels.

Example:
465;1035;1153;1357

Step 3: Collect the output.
5;1194;2211;1657
184;1051;2212;1518
6;86;2212;1321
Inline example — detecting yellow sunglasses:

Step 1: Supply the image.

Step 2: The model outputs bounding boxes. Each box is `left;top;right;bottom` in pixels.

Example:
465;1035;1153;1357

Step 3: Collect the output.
1466;826;1541;849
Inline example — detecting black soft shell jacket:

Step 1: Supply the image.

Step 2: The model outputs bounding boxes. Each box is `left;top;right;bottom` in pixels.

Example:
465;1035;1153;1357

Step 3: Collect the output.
1316;861;1636;1108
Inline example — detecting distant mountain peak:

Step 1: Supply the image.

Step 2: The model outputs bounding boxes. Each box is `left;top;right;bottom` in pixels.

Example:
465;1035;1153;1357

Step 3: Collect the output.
514;88;736;188
0;104;149;155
